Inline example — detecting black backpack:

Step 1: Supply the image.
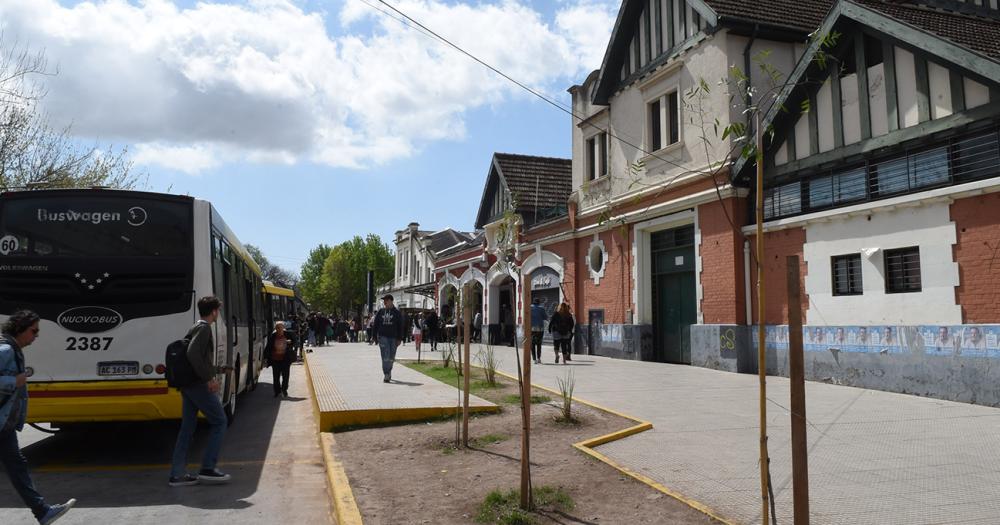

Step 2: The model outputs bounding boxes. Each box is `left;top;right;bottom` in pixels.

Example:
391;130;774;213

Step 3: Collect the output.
165;336;198;388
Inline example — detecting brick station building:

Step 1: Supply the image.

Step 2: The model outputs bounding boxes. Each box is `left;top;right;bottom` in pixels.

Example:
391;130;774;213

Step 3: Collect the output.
434;0;1000;406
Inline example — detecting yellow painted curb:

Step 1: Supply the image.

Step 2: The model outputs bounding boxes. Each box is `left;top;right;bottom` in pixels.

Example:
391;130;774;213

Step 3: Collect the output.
306;356;363;525
321;432;364;525
325;405;499;431
493;368;737;525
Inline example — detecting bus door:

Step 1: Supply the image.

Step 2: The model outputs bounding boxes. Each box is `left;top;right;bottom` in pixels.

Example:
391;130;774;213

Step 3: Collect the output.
219;246;235;402
244;277;256;373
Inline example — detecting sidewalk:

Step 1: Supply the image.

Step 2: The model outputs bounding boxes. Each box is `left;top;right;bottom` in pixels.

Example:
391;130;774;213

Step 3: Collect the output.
306;343;497;430
392;340;1000;525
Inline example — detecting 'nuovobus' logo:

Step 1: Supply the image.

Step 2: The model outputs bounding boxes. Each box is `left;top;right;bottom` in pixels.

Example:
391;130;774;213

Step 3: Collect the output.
57;306;123;333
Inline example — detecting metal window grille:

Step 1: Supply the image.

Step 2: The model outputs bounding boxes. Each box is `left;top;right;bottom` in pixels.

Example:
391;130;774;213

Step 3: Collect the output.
884;247;921;294
831;254;863;296
762;127;1000;221
650;224;694;252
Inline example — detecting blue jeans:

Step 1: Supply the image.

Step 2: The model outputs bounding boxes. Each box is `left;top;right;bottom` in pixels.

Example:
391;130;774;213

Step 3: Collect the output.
378;336;398;375
170;382;227;478
0;428;48;520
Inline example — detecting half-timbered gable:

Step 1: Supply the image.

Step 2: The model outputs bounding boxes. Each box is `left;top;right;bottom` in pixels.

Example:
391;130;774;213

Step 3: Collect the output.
738;0;1000;221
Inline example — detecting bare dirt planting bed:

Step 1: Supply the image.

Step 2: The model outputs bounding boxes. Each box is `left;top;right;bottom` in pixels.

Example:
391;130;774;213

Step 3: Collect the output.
333;360;714;525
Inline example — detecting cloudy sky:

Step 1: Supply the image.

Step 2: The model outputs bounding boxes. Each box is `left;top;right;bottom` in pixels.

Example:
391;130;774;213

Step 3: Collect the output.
0;0;617;273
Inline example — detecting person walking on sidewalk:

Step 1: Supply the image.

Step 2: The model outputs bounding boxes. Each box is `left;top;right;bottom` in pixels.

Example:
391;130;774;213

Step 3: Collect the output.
169;296;233;487
473;310;483;343
307;312;317;347
265;321;295;398
529;298;547;364
549;302;576;364
0;310;76;524
412;313;424;354
373;294;406;383
366;314;376;345
424;310;439;352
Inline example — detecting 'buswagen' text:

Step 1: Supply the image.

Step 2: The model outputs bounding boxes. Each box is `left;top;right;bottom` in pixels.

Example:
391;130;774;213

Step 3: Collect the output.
37;209;121;225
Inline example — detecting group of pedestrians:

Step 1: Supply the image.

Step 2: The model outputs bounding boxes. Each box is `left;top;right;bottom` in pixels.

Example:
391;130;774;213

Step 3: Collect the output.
307;312;364;345
529;298;576;365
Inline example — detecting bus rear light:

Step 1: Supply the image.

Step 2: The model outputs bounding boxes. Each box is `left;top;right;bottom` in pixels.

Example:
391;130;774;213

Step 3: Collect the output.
155;364;166;374
142;364;154;375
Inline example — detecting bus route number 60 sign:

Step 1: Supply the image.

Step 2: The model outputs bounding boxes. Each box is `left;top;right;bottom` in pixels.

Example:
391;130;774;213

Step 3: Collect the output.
0;235;19;256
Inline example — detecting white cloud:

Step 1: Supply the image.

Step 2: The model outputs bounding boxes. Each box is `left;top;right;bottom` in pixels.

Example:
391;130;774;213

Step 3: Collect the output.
133;143;223;175
0;0;618;174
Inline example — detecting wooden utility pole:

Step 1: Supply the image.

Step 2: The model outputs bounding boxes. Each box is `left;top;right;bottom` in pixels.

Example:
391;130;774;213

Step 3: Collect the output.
787;255;810;524
520;276;533;510
755;112;771;525
462;283;472;448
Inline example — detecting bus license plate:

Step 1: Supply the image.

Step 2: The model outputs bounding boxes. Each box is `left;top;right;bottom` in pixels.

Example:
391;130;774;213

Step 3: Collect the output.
97;362;139;376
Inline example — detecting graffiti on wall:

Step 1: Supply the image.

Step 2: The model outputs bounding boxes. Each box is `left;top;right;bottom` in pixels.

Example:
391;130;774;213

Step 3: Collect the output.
600;324;623;344
752;325;1000;357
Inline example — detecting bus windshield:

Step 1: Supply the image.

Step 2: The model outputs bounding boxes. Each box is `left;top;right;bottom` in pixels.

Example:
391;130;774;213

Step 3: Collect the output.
0;194;191;258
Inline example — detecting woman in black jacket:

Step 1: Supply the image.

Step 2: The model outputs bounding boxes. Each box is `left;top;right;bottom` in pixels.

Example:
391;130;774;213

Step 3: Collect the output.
264;321;295;398
548;302;575;364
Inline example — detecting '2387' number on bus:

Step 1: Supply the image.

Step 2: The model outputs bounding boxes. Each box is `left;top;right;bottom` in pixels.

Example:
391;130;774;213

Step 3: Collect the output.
66;337;113;351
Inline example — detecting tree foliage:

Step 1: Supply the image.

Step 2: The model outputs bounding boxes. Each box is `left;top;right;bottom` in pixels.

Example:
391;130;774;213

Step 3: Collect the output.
313;234;393;315
245;244;298;287
0;34;144;191
299;243;332;310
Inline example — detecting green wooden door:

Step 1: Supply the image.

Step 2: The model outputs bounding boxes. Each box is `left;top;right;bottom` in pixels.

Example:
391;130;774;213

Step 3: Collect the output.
651;226;696;364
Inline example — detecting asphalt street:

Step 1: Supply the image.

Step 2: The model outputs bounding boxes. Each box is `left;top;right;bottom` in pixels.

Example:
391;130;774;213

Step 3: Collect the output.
1;363;331;524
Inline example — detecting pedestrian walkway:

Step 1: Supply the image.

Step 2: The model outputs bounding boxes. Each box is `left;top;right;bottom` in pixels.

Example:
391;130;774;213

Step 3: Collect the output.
305;344;498;431
392;341;1000;525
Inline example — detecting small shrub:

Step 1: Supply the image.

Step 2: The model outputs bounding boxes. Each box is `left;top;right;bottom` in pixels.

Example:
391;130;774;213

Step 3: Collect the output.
476;486;574;525
471;433;509;447
477;344;500;386
555;370;576;423
442;342;455;369
501;394;551;405
533;486;575;510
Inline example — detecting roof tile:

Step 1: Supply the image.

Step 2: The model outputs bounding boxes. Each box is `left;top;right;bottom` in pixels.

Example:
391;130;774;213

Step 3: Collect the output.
493;153;572;224
706;0;834;32
855;0;1000;62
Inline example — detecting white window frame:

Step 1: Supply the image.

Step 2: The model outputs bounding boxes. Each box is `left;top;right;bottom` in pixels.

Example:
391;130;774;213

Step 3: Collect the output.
645;88;681;153
585;131;609;181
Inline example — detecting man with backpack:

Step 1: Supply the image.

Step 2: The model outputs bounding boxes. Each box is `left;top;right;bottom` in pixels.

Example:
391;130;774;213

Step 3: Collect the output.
372;294;406;383
168;296;233;487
